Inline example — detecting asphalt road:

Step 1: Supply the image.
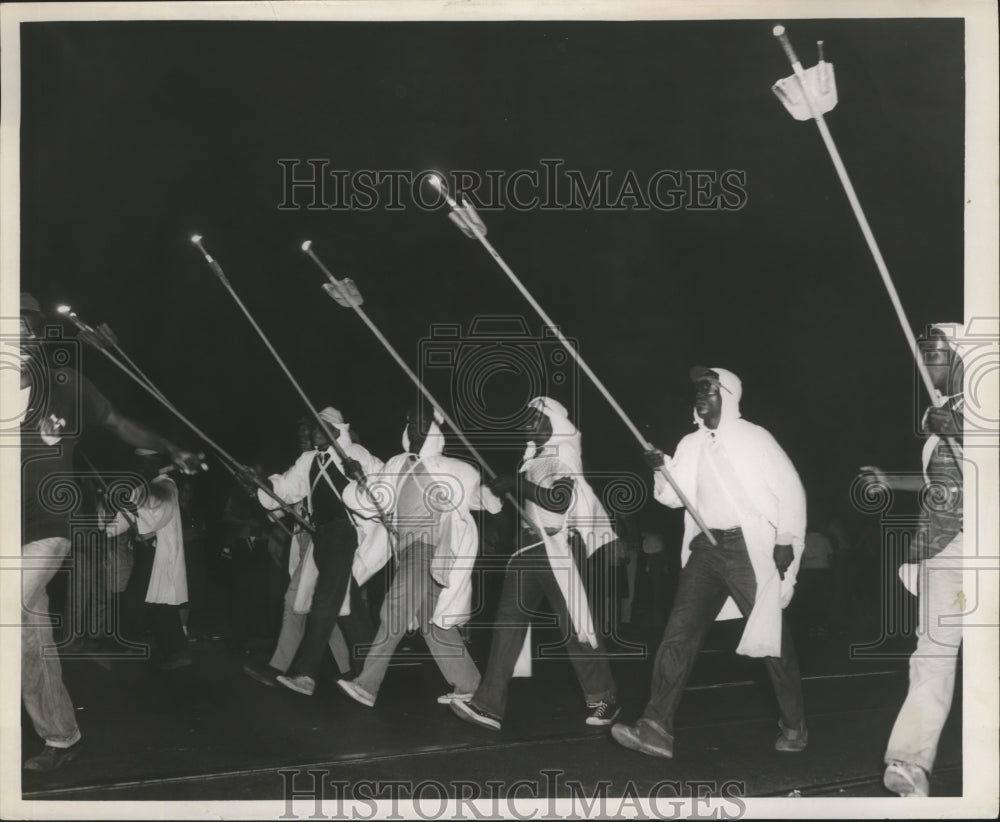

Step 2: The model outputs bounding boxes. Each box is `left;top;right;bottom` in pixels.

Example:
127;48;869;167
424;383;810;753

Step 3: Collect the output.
20;621;962;802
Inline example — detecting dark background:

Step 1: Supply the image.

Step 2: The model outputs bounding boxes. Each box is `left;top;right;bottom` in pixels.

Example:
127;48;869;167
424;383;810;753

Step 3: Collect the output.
19;18;964;524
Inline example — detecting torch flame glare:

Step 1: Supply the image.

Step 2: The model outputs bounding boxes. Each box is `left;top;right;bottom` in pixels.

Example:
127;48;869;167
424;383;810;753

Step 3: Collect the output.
56;305;71;315
301;240;312;251
428;174;443;190
190;234;202;244
772;25;785;36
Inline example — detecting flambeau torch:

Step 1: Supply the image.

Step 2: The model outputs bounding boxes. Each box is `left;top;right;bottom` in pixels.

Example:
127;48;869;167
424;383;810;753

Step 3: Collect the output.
770;25;962;471
425;173;719;546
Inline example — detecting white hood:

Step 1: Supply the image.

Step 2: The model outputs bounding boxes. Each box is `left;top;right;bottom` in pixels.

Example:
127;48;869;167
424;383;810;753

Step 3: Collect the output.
693;367;743;431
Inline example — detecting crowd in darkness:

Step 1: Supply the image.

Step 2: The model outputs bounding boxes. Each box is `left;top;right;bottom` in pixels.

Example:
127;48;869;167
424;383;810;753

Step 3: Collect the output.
24;288;945;794
54;448;890;668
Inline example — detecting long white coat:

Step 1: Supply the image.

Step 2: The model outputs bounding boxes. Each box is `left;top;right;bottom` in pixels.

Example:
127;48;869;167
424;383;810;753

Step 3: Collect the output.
347;423;502;629
519;397;617;650
654;370;806;657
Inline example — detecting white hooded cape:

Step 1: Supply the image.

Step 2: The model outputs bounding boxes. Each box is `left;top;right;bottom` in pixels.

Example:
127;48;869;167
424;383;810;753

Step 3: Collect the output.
519;397;617;650
348;420;502;629
653;368;806;657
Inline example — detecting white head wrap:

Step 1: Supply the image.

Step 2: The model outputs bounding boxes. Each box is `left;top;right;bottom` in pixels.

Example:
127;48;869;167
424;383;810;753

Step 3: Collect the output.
401;412;445;458
522;396;583;473
317;406;353;445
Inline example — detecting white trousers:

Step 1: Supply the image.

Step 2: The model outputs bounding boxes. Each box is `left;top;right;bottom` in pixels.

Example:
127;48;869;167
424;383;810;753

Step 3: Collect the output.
885;532;964;773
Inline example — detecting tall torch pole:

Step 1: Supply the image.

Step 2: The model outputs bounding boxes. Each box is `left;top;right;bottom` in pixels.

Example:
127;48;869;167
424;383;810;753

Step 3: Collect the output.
426;174;719;546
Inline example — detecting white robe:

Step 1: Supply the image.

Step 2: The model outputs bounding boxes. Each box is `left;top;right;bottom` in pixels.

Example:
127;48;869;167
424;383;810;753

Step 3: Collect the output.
347;423;502;629
519;397;617;650
654;376;806;657
108;475;188;606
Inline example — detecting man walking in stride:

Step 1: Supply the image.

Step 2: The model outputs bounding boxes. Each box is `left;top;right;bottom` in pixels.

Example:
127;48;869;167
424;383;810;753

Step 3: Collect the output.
451;396;620;731
612;367;807;758
253;408;383;696
337;407;501;708
861;324;966;797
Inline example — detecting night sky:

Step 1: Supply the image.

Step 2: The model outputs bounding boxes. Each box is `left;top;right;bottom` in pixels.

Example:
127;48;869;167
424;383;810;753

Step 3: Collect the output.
19;17;965;524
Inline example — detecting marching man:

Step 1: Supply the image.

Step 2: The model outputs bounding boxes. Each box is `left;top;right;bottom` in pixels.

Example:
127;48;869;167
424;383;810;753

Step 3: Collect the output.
451;396;621;731
861;324;967;797
337;407;502;708
252;407;384;696
612;367;808;758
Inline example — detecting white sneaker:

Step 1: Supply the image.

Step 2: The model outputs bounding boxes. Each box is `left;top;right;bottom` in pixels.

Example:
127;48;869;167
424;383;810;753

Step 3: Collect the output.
276;674;315;696
337;679;376;707
884;760;929;797
437;691;474;705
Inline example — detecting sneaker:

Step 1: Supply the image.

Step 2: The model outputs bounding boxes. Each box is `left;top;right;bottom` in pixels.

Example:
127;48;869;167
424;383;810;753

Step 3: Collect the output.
24;740;82;773
610;720;673;759
774;720;808;752
243;661;280;687
337;679;376;707
585;699;622;726
276;674;316;696
437;691;474;705
883;760;930;797
450;698;501;731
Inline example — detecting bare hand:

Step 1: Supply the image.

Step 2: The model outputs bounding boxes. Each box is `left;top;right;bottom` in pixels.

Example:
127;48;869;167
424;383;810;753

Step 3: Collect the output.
236;465;261;495
170;448;206;475
489;475;517;497
923;406;962;436
644;448;665;470
773;544;794;580
342;457;365;483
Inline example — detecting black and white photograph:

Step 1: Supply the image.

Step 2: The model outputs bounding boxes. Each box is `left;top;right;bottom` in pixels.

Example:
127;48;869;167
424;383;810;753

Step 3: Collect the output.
1;1;997;818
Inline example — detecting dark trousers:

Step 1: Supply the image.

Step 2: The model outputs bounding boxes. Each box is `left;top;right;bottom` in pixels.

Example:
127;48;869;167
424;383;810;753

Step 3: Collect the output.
472;544;616;720
288;519;374;679
121;539;188;660
642;528;805;733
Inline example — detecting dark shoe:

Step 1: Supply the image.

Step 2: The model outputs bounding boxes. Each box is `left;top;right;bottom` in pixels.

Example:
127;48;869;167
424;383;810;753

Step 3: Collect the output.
775;719;808;752
24;740;82;773
243;661;280;687
585;699;622;726
157;652;194;671
451;699;502;731
611;719;673;758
